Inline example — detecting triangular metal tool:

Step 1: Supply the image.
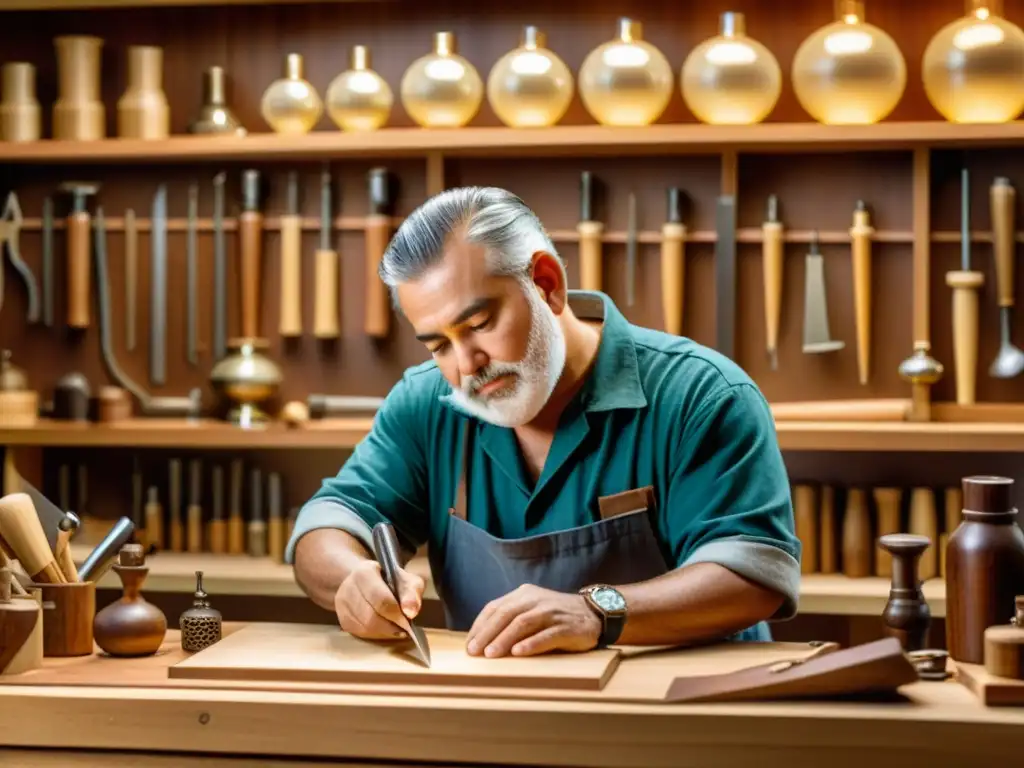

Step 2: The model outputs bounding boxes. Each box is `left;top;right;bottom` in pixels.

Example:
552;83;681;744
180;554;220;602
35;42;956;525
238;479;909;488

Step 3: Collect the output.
802;232;845;354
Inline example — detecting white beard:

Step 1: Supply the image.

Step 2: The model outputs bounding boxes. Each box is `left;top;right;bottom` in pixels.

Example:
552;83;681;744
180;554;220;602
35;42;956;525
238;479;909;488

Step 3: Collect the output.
442;282;567;428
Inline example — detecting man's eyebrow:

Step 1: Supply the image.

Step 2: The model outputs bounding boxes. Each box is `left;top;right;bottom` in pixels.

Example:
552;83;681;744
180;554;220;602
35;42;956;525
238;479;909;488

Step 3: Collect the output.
415;297;495;342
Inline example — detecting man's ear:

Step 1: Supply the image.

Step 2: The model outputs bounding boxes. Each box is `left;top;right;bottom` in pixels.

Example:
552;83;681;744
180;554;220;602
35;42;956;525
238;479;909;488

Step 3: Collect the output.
530;251;567;313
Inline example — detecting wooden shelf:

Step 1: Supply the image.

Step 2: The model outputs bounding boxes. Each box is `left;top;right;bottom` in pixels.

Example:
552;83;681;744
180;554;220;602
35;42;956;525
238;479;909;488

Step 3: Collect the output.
70;545;942;617
6;416;1024;451
0;0;356;8
3;122;1024;164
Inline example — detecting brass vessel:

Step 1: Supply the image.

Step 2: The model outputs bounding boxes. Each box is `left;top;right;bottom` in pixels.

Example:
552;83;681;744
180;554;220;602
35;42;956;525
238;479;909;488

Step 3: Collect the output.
209;338;282;427
189;66;246;136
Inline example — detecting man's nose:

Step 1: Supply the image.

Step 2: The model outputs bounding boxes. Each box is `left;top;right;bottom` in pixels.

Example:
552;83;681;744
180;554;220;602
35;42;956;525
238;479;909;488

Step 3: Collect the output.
455;341;487;379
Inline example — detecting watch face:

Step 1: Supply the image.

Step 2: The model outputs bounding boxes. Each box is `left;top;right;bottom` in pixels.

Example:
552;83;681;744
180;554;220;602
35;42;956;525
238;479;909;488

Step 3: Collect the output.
592;587;626;613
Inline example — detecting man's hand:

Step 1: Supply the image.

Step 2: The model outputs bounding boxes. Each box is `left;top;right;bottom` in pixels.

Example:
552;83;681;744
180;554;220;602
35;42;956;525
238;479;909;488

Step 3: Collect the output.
465;584;602;658
334;559;425;640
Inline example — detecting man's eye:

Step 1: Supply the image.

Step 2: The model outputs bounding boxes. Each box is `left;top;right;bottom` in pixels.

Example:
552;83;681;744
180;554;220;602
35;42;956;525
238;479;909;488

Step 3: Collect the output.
470;315;494;331
429;340;449;355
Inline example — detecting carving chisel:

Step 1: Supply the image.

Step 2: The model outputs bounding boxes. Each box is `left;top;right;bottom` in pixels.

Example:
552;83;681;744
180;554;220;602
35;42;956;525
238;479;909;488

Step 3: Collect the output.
802;232;845;354
228;458;244;554
187;459;202;553
850;200;874;385
209;464;226;554
279;171;302;338
59;181;98;329
715;195;737;360
373;522;431;667
762;195;783;371
186;182;199;367
248;467;266;557
946;168;984;405
42;196;53;327
212;172;227;361
144;486;163;552
365;167;393;338
314;164;340;339
626;191;637;306
150;185;168;386
988;176;1024;379
169;458;183;553
660;187;686;335
240;169;264;339
131;455;144;548
268;471;284;562
124;208;137;351
577;171;603;292
78;516;135;583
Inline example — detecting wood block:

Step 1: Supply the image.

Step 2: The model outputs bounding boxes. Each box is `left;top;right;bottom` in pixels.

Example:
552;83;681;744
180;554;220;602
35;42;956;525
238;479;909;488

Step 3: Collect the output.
956;662;1024;706
168;622;620;691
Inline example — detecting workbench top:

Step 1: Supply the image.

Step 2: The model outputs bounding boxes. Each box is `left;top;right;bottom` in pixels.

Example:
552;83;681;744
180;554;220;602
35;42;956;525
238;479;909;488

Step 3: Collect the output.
0;626;1021;768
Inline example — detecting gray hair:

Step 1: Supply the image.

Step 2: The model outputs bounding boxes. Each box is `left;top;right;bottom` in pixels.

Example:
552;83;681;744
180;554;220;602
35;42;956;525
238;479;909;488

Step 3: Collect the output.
379;187;564;296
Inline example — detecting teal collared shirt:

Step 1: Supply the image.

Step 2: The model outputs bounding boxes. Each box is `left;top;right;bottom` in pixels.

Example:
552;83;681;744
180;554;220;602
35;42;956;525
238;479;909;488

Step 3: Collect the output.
286;291;801;620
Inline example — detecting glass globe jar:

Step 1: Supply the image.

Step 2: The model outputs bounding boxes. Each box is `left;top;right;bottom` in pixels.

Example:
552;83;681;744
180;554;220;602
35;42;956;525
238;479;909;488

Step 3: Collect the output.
923;0;1024;123
487;25;574;128
791;0;907;125
400;31;483;128
681;12;781;125
260;53;323;134
578;18;673;127
326;45;393;132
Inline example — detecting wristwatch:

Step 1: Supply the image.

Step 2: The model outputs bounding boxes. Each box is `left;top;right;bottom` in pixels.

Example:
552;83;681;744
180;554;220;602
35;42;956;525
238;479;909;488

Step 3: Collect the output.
579;584;627;648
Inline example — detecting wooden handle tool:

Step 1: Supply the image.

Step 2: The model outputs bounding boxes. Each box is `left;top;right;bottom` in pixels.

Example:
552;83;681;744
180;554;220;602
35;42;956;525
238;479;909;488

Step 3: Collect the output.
947;168;985;405
239;169;264;339
268;471;284;563
60;182;98;329
988;176;1024;379
762;194;784;371
278;171;302;338
577;171;603;292
793;484;818;574
872;487;902;577
247;468;266;558
124;207;137;351
850;200;874;385
55;515;79;582
169;459;183;553
0;493;65;583
364;167;393;339
841;488;872;578
771;398;912;422
313;164;340;339
143;486;163;552
818;485;838;574
908;487;938;580
228;459;244;555
660;187;686;335
187;459;203;554
209;465;226;554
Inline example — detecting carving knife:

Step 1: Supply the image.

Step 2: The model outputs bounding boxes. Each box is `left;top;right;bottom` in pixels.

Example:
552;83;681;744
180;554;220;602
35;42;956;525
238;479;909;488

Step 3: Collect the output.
372;522;430;667
150;184;168;386
186;182;199;367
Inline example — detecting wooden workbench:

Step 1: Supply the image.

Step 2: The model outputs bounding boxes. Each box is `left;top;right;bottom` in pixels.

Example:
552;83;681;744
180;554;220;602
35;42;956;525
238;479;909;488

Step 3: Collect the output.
1;628;1021;767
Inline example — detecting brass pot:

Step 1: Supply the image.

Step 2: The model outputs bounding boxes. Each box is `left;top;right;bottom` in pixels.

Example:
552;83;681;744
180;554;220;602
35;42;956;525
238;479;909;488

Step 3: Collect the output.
208;338;282;427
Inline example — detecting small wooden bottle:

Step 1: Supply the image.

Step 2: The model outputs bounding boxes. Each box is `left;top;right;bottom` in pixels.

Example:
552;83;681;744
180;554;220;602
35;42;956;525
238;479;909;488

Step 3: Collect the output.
983;596;1024;681
0;567;43;675
0;62;40;142
179;570;222;653
878;533;932;653
116;45;170;139
92;543;167;657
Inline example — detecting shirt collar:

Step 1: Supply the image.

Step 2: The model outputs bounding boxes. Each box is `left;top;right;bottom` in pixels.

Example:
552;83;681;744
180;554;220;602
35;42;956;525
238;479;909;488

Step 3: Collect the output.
569;290;648;413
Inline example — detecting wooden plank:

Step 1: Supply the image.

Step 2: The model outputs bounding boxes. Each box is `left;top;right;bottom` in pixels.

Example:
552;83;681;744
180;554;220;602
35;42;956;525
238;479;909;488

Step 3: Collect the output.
956;662;1024;707
0;0;378;9
2;122;1024;164
168;622;620;691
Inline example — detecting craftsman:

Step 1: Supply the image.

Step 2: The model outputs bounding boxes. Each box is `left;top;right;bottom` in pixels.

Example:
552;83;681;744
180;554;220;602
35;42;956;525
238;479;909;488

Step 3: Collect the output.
287;187;800;658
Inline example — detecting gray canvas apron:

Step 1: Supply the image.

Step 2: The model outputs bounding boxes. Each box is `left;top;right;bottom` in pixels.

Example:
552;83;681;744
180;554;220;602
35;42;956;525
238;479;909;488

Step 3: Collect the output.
428;423;771;643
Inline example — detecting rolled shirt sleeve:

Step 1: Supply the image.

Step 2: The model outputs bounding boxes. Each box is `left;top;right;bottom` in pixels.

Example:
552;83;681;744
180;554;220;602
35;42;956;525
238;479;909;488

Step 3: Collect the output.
284;373;431;564
663;382;802;620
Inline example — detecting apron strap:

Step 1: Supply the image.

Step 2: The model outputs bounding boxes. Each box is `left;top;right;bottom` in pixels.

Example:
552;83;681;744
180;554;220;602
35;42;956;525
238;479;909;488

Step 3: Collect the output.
449;420;471;521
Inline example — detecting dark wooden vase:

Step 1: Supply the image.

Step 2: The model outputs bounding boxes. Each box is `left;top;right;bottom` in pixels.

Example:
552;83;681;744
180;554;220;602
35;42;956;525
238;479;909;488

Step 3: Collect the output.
92;544;167;657
946;476;1024;664
878;533;932;652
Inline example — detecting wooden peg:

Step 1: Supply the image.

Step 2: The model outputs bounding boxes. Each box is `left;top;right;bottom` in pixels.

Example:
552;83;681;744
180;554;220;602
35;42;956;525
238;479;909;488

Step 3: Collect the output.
842;488;872;578
819;484;838;574
873;487;902;577
793;485;818;574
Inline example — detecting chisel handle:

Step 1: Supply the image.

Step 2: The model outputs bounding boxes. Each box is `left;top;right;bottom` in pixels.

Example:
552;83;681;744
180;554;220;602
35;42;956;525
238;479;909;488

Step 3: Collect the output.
577;220;603;292
660;223;685;336
169;517;183;553
792;484;818;574
248;520;267;558
873;488;902;577
946;270;985;406
66;211;91;328
850;212;874;386
278;213;302;337
268;517;285;563
239;210;263;339
364;213;391;338
314;247;340;339
762;220;783;362
187;504;203;553
208;520;226;554
144;502;163;552
991;178;1016;308
227;514;245;555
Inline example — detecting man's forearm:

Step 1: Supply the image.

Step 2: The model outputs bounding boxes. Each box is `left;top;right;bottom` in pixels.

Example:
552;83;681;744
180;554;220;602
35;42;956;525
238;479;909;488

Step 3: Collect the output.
293;528;375;611
616;562;785;645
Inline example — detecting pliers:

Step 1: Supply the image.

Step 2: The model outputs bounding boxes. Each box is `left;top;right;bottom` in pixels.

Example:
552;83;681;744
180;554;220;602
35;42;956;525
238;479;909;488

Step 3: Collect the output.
0;191;40;323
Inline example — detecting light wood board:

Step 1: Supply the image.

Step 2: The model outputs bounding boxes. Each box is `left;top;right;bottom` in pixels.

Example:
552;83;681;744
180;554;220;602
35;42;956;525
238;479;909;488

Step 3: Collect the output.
168;622;620;691
956;662;1024;706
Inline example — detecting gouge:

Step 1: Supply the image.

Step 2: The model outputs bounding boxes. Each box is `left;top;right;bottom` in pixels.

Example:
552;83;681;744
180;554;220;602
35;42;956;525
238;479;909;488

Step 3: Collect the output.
946;168;984;405
762;194;783;370
988;176;1024;379
59;181;99;329
577;171;603;292
364;167;393;338
279;171;302;338
239;169;264;339
850;200;874;385
314;164;340;339
660;187;686;335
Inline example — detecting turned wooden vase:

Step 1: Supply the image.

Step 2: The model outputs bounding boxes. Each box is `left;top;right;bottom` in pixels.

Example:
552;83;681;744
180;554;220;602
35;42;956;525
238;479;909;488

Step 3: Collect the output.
93;544;167;657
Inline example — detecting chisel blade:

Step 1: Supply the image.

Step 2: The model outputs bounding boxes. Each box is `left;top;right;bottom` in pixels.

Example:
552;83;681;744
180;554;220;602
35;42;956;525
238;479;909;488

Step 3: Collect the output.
372;522;431;667
150;185;168;386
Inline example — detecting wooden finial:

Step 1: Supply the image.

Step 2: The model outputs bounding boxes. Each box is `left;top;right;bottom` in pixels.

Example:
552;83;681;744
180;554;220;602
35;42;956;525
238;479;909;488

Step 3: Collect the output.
118;542;146;567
